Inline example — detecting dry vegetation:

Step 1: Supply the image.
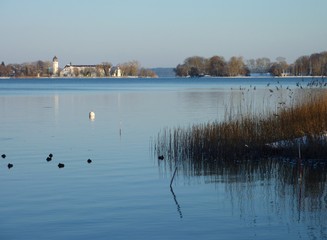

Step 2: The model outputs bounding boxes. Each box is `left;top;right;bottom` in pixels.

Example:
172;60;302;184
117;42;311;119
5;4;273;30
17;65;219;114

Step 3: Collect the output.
155;90;327;162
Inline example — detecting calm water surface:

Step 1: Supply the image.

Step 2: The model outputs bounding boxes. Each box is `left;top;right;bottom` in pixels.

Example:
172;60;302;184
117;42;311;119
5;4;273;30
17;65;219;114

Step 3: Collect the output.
0;77;326;240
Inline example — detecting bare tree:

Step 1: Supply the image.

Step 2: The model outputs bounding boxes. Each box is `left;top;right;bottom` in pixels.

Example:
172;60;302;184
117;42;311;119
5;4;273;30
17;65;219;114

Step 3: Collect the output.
139;68;157;77
227;56;247;76
246;59;256;73
256;58;271;73
293;52;327;76
119;60;140;76
294;55;310;76
0;62;11;76
310;53;323;76
269;61;288;76
102;62;112;77
184;56;207;76
174;64;189;77
207;56;226;76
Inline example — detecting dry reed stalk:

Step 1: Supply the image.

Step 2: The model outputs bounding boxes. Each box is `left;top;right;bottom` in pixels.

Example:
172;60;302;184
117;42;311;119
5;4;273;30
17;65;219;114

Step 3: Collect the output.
156;91;327;162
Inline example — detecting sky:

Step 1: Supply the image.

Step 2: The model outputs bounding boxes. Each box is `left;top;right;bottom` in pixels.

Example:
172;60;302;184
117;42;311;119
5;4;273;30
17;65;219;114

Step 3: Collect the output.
0;0;326;68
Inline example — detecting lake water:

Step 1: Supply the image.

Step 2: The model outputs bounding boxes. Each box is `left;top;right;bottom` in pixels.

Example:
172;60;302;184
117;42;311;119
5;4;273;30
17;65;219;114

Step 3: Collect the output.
0;77;326;240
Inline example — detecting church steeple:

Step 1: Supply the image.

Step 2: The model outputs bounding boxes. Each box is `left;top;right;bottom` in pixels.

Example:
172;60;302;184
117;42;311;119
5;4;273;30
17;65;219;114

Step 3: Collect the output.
53;56;59;76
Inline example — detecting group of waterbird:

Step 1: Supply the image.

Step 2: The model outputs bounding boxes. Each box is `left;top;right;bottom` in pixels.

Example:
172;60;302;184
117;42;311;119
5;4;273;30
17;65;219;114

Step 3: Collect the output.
45;153;67;168
1;111;97;170
1;152;93;170
2;154;13;169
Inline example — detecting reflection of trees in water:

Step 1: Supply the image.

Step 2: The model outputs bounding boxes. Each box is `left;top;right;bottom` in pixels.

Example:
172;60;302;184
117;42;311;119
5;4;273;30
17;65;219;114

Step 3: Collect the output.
158;157;327;237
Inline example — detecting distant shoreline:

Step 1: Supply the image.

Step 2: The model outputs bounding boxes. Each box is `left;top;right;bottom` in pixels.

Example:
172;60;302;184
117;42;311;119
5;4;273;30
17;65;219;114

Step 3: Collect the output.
0;75;326;80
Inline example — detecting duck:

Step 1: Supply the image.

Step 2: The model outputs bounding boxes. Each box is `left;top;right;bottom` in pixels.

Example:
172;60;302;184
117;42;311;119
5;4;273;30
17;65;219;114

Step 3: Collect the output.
46;153;53;162
158;155;164;160
7;163;13;169
58;163;65;168
1;154;6;159
87;159;92;164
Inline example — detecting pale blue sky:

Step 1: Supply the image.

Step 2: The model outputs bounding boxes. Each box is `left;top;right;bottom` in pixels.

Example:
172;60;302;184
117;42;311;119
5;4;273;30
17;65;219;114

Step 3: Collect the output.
0;0;326;67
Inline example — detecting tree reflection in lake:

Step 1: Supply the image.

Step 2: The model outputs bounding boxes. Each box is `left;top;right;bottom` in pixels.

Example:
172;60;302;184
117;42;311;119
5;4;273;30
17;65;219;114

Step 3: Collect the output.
158;157;327;237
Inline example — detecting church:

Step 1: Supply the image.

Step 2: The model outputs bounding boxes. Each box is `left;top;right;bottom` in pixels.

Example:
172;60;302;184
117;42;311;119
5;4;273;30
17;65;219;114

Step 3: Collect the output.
52;56;121;77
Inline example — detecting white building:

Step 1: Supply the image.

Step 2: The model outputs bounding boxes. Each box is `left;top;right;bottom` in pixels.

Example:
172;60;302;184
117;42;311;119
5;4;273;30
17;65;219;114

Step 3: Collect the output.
52;56;122;78
52;56;59;76
60;63;105;77
110;66;122;77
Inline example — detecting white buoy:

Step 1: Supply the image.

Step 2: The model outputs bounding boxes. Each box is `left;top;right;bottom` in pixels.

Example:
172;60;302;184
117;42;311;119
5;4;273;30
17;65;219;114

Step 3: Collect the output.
89;111;95;121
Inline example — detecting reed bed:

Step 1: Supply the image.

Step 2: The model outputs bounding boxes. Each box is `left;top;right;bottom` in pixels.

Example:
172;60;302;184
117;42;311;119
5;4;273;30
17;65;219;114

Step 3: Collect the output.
155;91;327;162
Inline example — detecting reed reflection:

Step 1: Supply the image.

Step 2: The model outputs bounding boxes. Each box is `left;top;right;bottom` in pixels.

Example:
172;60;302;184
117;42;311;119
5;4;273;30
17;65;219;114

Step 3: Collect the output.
158;155;327;225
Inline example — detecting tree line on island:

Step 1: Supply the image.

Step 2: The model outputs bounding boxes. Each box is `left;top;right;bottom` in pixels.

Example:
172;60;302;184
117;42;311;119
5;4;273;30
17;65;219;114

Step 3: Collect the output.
174;51;327;77
0;60;157;78
1;51;326;78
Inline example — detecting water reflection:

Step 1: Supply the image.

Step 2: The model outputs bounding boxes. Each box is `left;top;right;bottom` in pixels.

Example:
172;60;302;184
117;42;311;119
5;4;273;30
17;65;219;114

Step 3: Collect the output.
170;185;183;219
158;157;327;234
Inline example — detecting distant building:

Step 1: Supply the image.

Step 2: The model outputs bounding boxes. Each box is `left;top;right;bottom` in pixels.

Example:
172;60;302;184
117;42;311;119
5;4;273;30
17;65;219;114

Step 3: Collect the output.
281;70;290;77
60;63;105;77
52;56;59;76
110;66;122;77
52;56;122;77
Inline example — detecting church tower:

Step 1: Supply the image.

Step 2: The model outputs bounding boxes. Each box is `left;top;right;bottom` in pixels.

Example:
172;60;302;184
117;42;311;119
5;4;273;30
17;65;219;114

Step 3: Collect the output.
53;56;59;76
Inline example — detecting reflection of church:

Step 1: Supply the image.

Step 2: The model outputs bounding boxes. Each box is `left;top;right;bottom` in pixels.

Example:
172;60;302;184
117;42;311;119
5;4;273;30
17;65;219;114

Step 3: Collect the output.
52;56;121;77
